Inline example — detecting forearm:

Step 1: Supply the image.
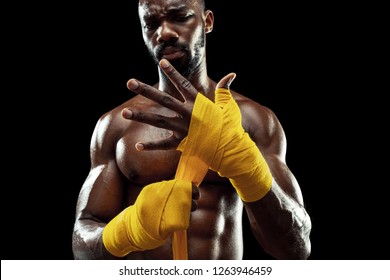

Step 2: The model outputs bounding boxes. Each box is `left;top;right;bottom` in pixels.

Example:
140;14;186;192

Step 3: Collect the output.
176;88;311;258
245;181;312;260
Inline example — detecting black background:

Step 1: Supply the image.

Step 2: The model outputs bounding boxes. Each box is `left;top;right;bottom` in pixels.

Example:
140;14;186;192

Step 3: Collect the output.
3;2;387;260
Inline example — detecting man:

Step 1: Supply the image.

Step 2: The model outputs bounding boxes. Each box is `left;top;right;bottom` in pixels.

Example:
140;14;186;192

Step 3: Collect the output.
72;0;312;260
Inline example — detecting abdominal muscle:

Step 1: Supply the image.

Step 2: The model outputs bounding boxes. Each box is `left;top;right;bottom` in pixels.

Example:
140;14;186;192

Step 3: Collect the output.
126;182;245;260
117;124;246;259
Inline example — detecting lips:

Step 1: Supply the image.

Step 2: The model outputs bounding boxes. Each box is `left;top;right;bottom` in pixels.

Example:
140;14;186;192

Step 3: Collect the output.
160;46;184;60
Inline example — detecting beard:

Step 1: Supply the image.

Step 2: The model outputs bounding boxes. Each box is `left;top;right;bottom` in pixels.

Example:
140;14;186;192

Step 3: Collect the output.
147;29;205;79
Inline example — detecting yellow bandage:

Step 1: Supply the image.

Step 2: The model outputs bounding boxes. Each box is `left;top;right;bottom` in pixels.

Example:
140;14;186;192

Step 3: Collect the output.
102;179;192;257
176;93;223;184
172;93;224;260
178;89;272;202
172;89;272;259
212;87;273;201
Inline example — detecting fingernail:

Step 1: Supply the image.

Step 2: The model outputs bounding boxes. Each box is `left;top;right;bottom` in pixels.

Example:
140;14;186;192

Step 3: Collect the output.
128;79;139;90
160;59;169;68
135;143;144;151
123;109;133;118
227;75;236;87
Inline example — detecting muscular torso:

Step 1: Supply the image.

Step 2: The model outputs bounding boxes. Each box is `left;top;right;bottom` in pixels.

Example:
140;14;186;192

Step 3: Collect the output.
112;95;247;259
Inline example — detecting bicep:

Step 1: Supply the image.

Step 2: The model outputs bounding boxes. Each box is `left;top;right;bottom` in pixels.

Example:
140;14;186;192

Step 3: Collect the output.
75;160;126;223
77;162;124;222
75;114;127;223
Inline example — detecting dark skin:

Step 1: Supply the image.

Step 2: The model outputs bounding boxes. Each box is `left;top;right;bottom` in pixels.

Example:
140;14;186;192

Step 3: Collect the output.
72;0;312;260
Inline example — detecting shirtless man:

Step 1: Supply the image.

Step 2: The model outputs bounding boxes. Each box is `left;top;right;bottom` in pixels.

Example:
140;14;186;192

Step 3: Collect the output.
72;0;312;260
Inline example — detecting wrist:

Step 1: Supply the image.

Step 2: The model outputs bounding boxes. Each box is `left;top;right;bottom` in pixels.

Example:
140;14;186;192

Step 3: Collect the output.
230;162;272;202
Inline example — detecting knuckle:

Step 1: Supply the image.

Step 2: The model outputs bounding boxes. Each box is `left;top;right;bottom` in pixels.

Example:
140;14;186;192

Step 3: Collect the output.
143;142;154;149
179;79;192;90
139;83;149;95
134;111;144;120
165;66;175;77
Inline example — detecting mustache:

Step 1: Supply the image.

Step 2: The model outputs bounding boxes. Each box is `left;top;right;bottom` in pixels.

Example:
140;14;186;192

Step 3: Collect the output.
155;42;189;59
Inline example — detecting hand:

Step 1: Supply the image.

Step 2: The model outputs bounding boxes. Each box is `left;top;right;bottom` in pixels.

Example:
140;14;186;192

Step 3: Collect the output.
122;59;196;150
102;179;198;256
122;58;235;151
191;183;200;211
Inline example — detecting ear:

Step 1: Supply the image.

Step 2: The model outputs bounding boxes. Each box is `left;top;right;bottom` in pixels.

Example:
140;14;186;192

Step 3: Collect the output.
204;10;214;33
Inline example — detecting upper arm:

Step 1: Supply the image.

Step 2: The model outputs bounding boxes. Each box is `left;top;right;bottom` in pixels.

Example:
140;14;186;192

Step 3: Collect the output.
74;113;127;224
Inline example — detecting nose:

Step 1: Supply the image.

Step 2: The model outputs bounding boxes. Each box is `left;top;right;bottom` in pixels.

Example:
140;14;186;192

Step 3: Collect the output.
157;21;179;43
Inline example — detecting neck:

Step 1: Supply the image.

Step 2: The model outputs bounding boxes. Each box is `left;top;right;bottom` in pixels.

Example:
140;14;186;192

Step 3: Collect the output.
157;63;216;102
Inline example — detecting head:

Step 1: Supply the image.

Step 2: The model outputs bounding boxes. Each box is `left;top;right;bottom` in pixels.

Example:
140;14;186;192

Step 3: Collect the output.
138;0;213;78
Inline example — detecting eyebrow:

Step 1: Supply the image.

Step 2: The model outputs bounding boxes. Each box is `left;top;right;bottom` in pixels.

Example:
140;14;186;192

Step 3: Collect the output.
143;5;190;21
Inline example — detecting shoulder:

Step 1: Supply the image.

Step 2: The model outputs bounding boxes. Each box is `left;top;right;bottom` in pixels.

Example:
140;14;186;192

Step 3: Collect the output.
231;90;287;157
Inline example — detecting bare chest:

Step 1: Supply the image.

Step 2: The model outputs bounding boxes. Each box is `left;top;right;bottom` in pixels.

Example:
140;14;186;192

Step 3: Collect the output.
115;124;225;186
115;124;179;184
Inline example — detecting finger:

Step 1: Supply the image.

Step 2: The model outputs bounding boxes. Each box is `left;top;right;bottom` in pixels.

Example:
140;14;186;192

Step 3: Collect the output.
216;73;236;89
191;184;200;212
191;200;198;212
122;109;187;134
159;59;199;99
134;133;182;151
192;184;200;200
215;73;236;107
127;79;189;117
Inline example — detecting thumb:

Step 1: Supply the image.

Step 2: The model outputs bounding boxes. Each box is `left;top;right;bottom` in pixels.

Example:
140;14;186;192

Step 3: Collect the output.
216;73;236;90
215;73;236;107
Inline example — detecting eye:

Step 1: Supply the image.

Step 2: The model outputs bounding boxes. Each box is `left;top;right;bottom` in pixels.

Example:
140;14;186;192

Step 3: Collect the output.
176;16;189;22
174;14;192;23
144;20;158;31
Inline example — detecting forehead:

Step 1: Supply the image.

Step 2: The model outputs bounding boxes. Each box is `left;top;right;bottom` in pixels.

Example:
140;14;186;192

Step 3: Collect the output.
139;0;200;18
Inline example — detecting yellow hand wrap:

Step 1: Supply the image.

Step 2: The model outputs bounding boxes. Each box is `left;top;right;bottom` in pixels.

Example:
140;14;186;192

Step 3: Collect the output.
102;179;191;257
171;92;225;259
178;88;272;202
